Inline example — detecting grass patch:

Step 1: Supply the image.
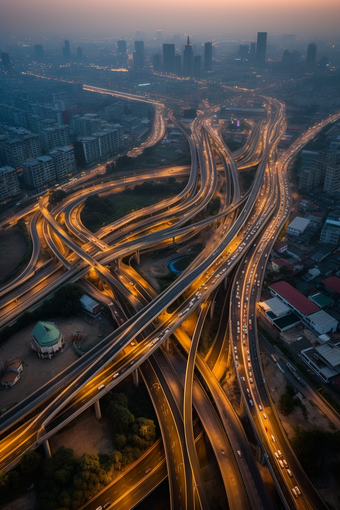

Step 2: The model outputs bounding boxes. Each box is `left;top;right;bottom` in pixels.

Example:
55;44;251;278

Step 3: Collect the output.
0;220;32;284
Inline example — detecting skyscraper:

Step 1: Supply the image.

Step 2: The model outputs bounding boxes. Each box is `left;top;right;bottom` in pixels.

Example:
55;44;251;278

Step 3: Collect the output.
175;55;181;76
183;36;193;78
76;47;83;61
1;52;10;72
134;41;145;72
306;43;317;71
33;44;44;60
194;55;201;79
256;32;267;64
117;40;126;53
239;45;249;60
204;42;212;72
163;44;175;73
63;40;71;60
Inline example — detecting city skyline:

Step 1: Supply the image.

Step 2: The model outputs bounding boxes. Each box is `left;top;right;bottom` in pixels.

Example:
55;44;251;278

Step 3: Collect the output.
1;0;340;39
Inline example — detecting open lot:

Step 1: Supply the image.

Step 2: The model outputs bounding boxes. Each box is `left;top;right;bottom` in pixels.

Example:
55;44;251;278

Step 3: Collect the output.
0;314;114;412
0;228;27;282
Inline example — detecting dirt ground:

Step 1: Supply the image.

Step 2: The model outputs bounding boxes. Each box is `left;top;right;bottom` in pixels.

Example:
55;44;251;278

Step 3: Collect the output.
0;229;27;282
1;490;36;510
0;314;114;412
49;406;114;457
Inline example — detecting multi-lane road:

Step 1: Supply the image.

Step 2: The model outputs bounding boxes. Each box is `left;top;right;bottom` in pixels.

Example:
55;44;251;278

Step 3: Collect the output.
1;81;340;510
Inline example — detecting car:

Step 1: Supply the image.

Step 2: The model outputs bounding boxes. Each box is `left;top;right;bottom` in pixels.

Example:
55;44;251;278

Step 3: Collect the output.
263;413;267;419
164;329;170;334
294;486;301;495
103;503;112;509
259;404;263;411
249;399;253;406
271;435;276;443
283;460;288;468
246;388;250;394
291;487;298;498
249;377;253;383
277;450;282;458
237;450;242;458
98;384;105;391
274;451;279;459
241;377;245;382
113;373;119;379
96;506;103;510
279;460;284;469
130;361;134;365
146;468;151;474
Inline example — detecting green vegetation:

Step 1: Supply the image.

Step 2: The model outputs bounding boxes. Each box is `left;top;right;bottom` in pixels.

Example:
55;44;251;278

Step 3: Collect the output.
290;426;340;479
0;284;84;346
182;108;197;119
239;167;257;192
207;197;221;216
0;220;32;285
279;392;295;416
81;179;186;232
49;189;67;207
0;386;157;509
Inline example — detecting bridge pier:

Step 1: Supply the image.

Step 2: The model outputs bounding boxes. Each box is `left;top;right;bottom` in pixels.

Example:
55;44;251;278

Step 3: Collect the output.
136;251;140;265
210;300;215;320
43;439;52;459
224;276;228;291
94;400;102;420
256;443;266;465
172;237;176;246
133;368;139;388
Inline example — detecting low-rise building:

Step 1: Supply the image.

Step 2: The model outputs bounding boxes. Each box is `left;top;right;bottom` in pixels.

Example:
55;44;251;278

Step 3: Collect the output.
80;294;101;317
320;219;340;246
300;342;340;383
31;321;64;358
303;310;338;335
1;371;20;388
269;281;319;317
287;217;310;236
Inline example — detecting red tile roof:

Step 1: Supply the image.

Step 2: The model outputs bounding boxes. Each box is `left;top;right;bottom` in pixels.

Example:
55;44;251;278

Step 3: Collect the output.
269;281;319;316
321;276;340;294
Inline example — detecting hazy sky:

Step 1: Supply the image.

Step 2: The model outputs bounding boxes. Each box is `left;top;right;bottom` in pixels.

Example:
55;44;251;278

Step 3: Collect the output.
1;0;340;40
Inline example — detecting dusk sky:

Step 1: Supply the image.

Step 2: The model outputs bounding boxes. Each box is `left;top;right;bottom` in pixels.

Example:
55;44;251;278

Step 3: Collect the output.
1;0;340;40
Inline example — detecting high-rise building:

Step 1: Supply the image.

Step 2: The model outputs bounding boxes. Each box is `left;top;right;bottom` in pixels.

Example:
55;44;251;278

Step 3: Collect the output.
256;32;267;64
153;54;161;72
0;166;20;202
250;42;256;61
63;40;71;60
183;36;193;78
4;134;42;169
76;47;83;61
193;55;201;79
33;44;44;60
306;43;317;71
49;146;76;180
79;136;101;164
117;40;126;53
204;42;212;72
22;156;56;188
1;52;10;72
163;44;175;73
133;41;145;72
239;45;249;60
42;125;70;151
175;54;181;76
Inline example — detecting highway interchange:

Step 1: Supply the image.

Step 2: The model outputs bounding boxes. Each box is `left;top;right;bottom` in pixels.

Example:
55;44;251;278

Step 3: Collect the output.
1;82;340;510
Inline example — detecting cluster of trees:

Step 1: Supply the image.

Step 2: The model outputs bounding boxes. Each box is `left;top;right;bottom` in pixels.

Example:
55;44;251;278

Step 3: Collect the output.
0;284;84;346
102;390;157;467
279;384;308;419
130;177;183;196
207;197;220;216
0;219;33;286
182;108;197;119
0;450;41;502
291;426;340;479
81;194;115;231
49;189;67;207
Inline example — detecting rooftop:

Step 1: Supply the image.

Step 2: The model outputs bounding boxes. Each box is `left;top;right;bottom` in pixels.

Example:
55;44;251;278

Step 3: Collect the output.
273;312;300;330
308;309;338;328
270;281;319;316
309;292;334;308
32;321;61;347
260;297;290;317
322;276;340;294
316;343;340;368
288;217;310;232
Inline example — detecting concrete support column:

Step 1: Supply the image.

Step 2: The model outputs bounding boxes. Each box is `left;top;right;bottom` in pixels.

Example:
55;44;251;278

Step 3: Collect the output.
43;439;52;459
239;394;244;413
133;368;139;388
94;399;102;420
172;237;175;246
224;276;228;290
136;251;140;265
165;337;170;352
210;300;215;320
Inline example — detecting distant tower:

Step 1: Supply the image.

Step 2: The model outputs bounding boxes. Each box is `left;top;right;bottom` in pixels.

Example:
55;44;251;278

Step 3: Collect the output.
63;40;71;60
1;52;10;72
183;36;193;77
175;54;181;76
306;43;317;71
156;30;163;47
250;42;256;62
204;42;212;72
134;40;145;72
194;55;201;79
163;44;175;73
76;47;83;61
239;44;249;60
33;44;44;60
256;32;267;64
117;40;126;53
153;54;161;72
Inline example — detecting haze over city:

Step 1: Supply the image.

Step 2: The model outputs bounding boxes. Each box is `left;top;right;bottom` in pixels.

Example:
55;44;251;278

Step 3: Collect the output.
1;0;340;39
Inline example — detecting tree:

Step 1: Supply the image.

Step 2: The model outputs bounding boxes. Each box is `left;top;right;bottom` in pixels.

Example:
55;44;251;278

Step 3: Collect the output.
49;189;67;207
0;470;9;497
110;405;135;434
111;450;122;471
20;450;41;475
115;434;127;450
279;392;294;416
